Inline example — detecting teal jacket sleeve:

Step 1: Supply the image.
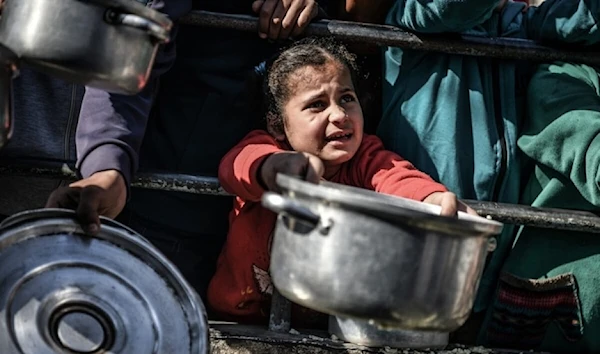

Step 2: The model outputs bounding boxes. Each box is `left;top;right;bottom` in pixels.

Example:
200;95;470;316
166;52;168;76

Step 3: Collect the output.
387;0;499;33
518;62;600;206
526;0;600;44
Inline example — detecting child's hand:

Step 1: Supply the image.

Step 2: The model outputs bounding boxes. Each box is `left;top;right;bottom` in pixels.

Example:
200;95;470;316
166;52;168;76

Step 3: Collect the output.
259;151;324;192
422;192;478;217
252;0;319;40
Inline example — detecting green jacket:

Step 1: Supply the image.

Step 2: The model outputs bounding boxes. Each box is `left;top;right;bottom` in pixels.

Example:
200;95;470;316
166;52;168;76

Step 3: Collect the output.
485;62;600;352
378;0;600;311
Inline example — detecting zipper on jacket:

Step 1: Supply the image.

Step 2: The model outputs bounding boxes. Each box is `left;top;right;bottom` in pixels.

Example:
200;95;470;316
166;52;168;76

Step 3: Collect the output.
491;61;507;202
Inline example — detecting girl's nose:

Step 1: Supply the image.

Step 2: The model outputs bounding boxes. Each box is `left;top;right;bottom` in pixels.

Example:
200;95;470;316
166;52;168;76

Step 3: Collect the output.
328;105;348;123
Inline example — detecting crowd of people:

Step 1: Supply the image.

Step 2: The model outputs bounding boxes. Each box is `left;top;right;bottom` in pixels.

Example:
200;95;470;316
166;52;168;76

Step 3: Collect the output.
2;0;600;352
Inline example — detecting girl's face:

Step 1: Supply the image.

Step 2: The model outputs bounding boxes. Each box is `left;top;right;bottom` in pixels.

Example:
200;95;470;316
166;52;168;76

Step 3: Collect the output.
276;61;364;177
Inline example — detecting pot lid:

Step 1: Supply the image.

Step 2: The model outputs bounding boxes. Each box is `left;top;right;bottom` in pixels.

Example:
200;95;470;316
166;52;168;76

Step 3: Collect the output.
276;174;503;236
0;208;209;354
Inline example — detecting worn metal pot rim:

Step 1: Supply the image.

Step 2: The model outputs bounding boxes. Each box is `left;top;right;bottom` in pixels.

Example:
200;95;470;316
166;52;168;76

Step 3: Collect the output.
276;174;503;236
0;208;141;237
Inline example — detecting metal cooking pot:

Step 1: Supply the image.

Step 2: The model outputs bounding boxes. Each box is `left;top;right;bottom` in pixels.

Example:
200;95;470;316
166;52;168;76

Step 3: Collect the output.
262;174;503;331
329;315;449;349
0;208;209;354
0;42;16;150
0;0;172;94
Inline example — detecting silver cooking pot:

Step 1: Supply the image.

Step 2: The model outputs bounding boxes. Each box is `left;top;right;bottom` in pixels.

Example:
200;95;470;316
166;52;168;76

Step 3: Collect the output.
0;0;172;94
262;174;503;331
0;208;209;354
0;42;16;150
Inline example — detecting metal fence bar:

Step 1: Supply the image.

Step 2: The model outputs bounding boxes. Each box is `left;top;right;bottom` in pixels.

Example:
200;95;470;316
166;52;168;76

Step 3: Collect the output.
268;289;292;333
180;11;600;67
2;165;600;234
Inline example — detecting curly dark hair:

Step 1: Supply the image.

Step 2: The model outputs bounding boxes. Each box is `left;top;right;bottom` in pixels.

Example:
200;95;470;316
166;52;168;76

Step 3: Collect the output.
262;37;359;136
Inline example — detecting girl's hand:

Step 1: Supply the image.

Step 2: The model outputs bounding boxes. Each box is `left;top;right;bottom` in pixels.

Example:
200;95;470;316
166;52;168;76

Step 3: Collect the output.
259;151;325;192
252;0;319;40
423;192;478;217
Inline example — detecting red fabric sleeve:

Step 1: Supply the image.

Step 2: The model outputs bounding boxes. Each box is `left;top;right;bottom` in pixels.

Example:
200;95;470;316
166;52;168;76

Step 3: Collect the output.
218;130;285;202
349;135;448;201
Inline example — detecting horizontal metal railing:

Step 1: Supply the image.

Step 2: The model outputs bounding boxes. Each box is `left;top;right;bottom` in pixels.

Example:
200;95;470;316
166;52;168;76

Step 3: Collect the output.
180;11;600;67
2;165;600;234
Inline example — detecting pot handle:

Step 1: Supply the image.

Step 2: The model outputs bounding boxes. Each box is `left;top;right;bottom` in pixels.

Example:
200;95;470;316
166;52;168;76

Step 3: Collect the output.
262;192;320;226
105;10;170;43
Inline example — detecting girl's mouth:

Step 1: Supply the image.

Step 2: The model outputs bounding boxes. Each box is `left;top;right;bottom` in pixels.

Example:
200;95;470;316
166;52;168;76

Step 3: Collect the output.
325;132;353;142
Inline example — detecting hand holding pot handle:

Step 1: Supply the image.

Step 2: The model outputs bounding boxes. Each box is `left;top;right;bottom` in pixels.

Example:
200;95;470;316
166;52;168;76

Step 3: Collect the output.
259;151;324;193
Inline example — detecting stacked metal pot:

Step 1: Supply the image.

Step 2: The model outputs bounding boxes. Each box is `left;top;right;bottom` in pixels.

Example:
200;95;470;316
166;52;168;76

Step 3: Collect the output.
0;0;174;149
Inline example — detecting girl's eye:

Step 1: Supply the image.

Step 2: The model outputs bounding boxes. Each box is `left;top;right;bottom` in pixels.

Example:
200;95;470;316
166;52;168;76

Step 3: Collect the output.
306;101;325;110
341;94;356;103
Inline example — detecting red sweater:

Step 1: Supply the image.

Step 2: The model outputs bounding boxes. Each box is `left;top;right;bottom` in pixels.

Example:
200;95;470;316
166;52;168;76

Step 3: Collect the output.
207;130;447;324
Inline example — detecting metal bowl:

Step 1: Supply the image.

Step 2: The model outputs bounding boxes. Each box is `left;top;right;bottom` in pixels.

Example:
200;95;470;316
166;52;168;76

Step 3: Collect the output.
0;208;209;354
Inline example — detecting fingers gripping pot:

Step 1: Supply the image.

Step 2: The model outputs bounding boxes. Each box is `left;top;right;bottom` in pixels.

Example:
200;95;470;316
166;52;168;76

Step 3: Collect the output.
0;209;209;354
0;0;172;95
262;174;503;331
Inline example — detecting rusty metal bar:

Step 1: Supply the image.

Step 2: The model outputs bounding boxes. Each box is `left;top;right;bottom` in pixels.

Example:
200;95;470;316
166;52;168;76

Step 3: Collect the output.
0;164;229;196
2;164;600;233
180;11;600;67
465;200;600;234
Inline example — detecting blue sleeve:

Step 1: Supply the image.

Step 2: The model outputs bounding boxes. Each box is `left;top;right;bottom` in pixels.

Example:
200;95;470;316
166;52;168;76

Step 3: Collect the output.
525;0;600;45
387;0;499;33
76;1;192;189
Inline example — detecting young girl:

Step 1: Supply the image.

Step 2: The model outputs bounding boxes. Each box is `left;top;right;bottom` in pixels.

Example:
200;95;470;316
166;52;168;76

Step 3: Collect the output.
207;37;474;325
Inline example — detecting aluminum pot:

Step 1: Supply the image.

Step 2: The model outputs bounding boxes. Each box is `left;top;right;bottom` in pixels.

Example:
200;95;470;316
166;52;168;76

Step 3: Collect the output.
0;42;16;150
329;315;449;349
0;0;172;94
262;174;503;331
0;208;209;354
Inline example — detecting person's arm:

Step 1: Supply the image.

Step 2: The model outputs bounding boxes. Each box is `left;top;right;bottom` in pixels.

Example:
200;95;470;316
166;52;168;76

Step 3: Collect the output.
75;44;175;191
519;62;600;206
355;136;476;216
388;0;499;33
356;135;448;200
218;130;285;202
525;0;600;44
77;1;192;188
